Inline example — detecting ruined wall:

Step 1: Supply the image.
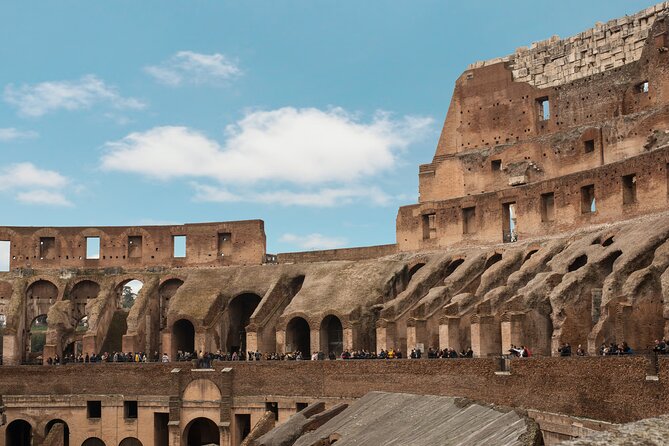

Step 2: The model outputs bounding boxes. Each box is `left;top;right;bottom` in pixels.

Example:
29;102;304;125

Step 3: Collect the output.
277;244;398;264
0;220;266;270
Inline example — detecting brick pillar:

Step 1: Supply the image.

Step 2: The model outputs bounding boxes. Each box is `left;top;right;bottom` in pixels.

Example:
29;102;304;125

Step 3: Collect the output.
406;318;427;357
310;329;320;355
43;344;57;363
168;423;181;446
82;333;97;356
162;331;173;361
438;316;461;352
343;322;358;351
275;329;286;354
122;334;138;353
375;319;396;353
470;315;500;357
219;425;231;446
246;327;259;353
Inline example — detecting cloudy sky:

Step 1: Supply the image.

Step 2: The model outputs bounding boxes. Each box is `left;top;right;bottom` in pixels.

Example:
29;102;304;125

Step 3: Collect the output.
0;1;657;253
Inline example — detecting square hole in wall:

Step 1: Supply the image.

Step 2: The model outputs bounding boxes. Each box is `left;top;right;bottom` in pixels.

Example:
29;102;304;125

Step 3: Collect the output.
87;400;102;418
422;213;437;240
581;185;596;214
462;207;476;234
0;240;9;272
491;159;502;171
86;237;100;260
622;174;637;205
124;400;138;419
128;236;143;258
637;81;649;93
541;192;555;222
172;235;186;258
39;237;56;260
536;97;550;121
218;232;232;257
584;139;595;153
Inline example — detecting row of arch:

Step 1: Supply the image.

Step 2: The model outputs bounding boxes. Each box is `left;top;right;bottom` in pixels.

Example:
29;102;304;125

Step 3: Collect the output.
5;417;220;446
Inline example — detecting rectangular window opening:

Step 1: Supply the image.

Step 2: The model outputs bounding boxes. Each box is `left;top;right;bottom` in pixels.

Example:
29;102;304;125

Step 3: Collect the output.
422;213;437;240
0;240;9;272
87;400;102;419
265;402;279;421
541;192;555;222
491;159;502;171
124;400;138;419
296;402;309;412
584;139;595;153
462;207;477;234
128;236;143;259
154;413;169;446
637;81;649;93
581;185;596;214
537;97;550;121
39;237;56;260
218;232;232;257
622;174;637;205
85;237;100;260
172;235;186;258
502;202;517;243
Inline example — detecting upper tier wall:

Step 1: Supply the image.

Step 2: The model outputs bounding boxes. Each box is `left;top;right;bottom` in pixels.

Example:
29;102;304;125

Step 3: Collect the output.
0;220;266;269
469;2;668;88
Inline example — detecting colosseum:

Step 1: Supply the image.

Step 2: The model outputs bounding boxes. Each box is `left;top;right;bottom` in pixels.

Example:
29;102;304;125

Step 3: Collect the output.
4;3;669;446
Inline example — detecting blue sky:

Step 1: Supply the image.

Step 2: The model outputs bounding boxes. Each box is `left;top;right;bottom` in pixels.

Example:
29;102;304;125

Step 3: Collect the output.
0;1;659;254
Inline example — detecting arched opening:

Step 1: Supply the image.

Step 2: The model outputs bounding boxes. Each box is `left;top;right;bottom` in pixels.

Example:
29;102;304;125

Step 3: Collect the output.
602;236;615;247
444;258;465;278
484;253;503;270
29;314;48;356
408;263;425;280
225;293;261;353
523;250;539;263
99;279;144;354
568;255;588;272
119;438;142;446
119;279;143;310
184;417;219;446
81;438;105;446
6;419;32;446
600;250;623;276
45;419;69;446
173;319;195;356
320;315;343;356
69;280;100;321
286;317;310;355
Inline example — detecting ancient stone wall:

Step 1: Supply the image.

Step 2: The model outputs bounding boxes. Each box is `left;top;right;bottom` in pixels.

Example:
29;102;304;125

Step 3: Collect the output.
0;220;266;270
276;244;398;264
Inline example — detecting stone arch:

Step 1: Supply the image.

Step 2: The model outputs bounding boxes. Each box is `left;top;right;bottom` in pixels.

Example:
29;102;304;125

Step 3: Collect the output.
115;277;145;310
45;419;69;446
173;318;195;355
119;438;142;446
159;278;184;330
484;252;503;270
26;279;58;323
27;314;48;360
6;419;32;446
81;438;106;446
183;417;219;446
286;316;311;355
182;378;222;402
319;314;343;356
68;280;100;322
224;292;262;353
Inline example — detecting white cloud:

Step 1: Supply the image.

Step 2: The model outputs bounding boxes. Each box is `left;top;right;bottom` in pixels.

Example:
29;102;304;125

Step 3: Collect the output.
101;107;432;187
4;75;146;117
192;183;391;207
0;128;38;142
280;233;348;250
145;51;241;86
16;190;73;207
0;163;73;206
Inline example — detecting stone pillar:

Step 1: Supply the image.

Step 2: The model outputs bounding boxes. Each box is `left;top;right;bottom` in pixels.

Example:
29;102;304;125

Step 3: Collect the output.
162;331;173;360
310;329;320;355
43;344;57;363
406;318;427;357
168;422;181;446
438;316;461;352
219;425;231;446
275;329;286;354
375;319;396;352
246;327;259;353
470;315;500;357
122;334;138;353
82;333;97;356
500;312;525;352
195;329;207;354
343;323;358;351
3;332;20;365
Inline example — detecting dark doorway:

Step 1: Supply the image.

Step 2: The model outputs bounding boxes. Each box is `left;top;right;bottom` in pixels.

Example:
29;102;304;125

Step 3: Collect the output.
119;438;143;446
226;293;261;353
173;319;195;355
286;317;311;355
185;417;219;446
45;419;69;446
154;413;169;446
320;315;343;356
6;420;31;446
234;414;251;446
81;438;105;446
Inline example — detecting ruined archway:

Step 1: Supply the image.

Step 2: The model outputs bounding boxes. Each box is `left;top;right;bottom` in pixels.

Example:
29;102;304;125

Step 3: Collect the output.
68;280;100;322
173;319;195;355
6;419;32;446
119;438;142;446
45;419;69;446
81;438;105;446
159;279;184;330
99;279;144;354
320;315;343;356
225;293;261;353
184;417;219;446
26;279;57;322
27;314;47;360
286;317;310;355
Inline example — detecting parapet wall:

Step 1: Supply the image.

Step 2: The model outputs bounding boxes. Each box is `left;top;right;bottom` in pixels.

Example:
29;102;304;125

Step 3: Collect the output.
470;2;669;88
276;244;398;264
0;220;267;269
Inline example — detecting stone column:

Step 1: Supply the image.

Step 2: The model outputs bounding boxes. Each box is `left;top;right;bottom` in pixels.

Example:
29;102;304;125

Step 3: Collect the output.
375;319;396;352
82;333;97;356
406;318;427;356
168;422;181;446
219;425;231;446
438;316;461;352
342;322;358;351
310;329;320;355
161;330;173;360
122;334;138;353
245;325;259;353
275;329;286;354
470;315;500;357
500;312;525;352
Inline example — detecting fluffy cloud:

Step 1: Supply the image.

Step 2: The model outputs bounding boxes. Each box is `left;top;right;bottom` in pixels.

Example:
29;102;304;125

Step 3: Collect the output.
279;233;348;250
4;75;145;117
0;128;38;142
145;51;241;86
0;163;73;206
101;107;432;204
